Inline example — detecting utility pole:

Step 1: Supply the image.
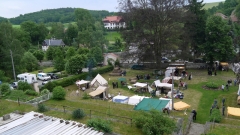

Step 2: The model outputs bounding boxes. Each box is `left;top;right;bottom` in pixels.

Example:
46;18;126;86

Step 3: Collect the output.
10;50;16;81
171;69;174;110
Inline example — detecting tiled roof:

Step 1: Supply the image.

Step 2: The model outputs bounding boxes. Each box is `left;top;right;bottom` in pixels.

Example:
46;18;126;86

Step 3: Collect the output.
0;111;104;135
44;39;65;46
103;16;123;23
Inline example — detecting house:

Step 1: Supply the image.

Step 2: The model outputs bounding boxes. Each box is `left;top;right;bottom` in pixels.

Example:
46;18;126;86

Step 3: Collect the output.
102;16;126;29
42;39;65;51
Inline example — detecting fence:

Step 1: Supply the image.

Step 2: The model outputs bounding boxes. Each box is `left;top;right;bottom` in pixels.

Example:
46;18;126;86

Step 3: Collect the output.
43;103;133;126
25;93;52;105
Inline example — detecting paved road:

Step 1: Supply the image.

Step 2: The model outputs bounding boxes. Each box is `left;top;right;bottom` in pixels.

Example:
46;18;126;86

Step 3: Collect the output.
187;123;205;135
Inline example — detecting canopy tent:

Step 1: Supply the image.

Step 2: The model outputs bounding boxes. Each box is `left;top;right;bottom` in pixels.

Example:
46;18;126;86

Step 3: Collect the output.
112;95;129;104
133;82;148;88
148;85;153;93
152;80;161;87
134;98;170;111
227;107;240;117
174;101;191;110
118;77;127;82
157;83;172;89
90;74;108;87
159;98;172;110
165;67;176;77
128;95;149;105
162;76;182;83
89;86;107;98
76;80;90;85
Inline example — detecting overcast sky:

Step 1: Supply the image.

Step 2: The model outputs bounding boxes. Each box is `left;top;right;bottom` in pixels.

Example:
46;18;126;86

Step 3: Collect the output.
0;0;225;18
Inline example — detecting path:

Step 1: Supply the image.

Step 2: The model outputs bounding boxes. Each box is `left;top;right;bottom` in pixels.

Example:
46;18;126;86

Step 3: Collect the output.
187;122;205;135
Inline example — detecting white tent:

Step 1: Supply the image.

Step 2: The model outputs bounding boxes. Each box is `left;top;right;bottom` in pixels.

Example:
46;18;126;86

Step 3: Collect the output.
152;80;161;87
128;95;149;105
159;98;172;110
76;80;90;85
112;95;129;104
157;83;172;89
162;76;181;83
90;74;108;87
165;67;176;78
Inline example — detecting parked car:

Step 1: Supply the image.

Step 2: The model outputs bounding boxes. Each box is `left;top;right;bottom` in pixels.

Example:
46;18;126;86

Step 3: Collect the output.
47;73;59;79
161;57;171;63
37;73;51;81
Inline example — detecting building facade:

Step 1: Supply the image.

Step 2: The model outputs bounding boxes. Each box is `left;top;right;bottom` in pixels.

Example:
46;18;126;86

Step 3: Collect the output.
102;16;126;29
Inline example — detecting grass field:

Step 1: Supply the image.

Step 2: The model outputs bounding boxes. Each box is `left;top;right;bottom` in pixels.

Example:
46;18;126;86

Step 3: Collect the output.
204;1;223;9
105;31;121;42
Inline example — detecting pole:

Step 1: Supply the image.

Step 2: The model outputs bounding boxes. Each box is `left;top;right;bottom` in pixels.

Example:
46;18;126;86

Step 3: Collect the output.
171;69;174;110
10;50;16;81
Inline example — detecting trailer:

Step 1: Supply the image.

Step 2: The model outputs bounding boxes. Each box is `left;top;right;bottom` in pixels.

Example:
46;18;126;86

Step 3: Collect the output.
17;73;37;84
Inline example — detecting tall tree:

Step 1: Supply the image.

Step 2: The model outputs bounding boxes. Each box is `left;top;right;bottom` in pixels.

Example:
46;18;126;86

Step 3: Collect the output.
66;47;76;60
203;16;234;66
21;52;38;72
65;54;87;74
90;47;103;63
53;48;65;71
33;50;44;62
184;0;207;58
118;0;186;67
65;23;78;45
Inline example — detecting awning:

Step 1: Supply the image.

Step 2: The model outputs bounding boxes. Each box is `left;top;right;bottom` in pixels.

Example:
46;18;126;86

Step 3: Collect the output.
227;107;240;117
133;82;148;88
174;101;191;110
89;86;107;97
157;83;172;88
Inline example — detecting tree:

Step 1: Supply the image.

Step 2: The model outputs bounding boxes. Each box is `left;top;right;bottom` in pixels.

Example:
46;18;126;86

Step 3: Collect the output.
50;22;65;39
203;16;234;66
21;52;39;72
18;81;33;91
184;0;207;58
53;48;65;71
46;47;56;60
65;54;87;74
0;83;11;96
90;47;103;63
33;50;44;62
52;86;66;100
118;0;186;67
66;47;76;60
65;23;78;45
134;110;176;135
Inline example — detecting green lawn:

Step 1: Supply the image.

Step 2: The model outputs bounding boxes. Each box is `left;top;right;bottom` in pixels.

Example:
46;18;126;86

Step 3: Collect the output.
30;67;55;74
105;31;121;42
12;25;21;28
204;2;223;9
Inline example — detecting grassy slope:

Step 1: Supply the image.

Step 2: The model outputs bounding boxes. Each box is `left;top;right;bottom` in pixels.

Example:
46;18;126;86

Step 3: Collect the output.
105;31;121;42
204;1;223;9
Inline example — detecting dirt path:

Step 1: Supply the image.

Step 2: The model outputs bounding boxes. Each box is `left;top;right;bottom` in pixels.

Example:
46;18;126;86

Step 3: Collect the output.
187;122;205;135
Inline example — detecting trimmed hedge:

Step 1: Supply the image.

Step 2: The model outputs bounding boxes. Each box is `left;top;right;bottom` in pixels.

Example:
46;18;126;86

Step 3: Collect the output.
41;66;114;88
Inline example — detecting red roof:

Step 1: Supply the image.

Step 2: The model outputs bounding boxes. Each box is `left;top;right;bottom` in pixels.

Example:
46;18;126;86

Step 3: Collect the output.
103;16;123;23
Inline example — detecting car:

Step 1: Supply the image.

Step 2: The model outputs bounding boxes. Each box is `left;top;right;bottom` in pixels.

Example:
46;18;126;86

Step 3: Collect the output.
161;57;171;63
47;73;59;79
42;81;49;85
37;73;51;81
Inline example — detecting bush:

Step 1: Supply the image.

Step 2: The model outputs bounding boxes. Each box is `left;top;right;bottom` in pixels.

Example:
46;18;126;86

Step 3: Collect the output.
24;90;38;96
114;58;120;67
206;82;219;89
87;118;112;133
209;109;222;123
0;83;11;96
38;103;48;112
82;92;90;99
40;89;50;95
18;81;33;91
40;81;57;92
52;86;66;100
72;109;85;119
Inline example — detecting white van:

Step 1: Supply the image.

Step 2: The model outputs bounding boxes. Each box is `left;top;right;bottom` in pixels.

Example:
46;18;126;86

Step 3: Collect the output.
37;73;51;81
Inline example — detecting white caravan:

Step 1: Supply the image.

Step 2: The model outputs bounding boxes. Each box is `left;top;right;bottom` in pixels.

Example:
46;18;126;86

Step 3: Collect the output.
17;73;37;84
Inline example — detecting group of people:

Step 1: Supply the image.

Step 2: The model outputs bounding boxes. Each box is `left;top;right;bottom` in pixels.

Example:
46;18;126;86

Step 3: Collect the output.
136;74;151;80
210;97;226;116
179;81;188;90
221;79;232;91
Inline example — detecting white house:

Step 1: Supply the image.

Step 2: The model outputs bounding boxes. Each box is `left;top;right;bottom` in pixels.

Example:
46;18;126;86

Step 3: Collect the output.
42;39;65;51
102;16;126;29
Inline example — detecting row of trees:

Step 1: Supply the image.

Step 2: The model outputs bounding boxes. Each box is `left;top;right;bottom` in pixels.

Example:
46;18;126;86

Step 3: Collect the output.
118;0;236;67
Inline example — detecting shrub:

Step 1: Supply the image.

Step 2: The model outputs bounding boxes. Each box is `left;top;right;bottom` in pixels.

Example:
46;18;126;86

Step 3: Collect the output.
0;83;11;96
40;81;57;92
87;118;112;133
206;82;219;89
209;109;222;123
24;90;38;96
18;81;33;91
52;86;66;100
38;103;48;112
40;89;50;95
82;92;90;99
114;58;120;67
72;109;85;119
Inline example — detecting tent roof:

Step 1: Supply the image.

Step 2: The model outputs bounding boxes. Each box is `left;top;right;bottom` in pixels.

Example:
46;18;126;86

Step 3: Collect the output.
153;80;161;87
90;74;108;86
76;80;90;85
133;82;148;87
228;107;240;117
128;95;149;105
157;83;172;88
134;98;169;111
118;77;127;82
89;86;107;97
174;101;191;110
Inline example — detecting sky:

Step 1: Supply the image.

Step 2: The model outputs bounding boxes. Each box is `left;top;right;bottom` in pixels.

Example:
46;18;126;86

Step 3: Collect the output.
0;0;225;18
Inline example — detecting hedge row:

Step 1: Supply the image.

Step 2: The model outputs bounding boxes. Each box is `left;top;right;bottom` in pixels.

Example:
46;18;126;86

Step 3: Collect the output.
41;66;113;90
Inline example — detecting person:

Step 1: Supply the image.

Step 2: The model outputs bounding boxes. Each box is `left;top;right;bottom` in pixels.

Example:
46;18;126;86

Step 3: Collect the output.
226;83;229;91
192;109;197;120
214;70;217;76
112;82;115;89
222;105;225;116
222;84;225;91
234;79;237;86
222;97;225;105
188;73;192;80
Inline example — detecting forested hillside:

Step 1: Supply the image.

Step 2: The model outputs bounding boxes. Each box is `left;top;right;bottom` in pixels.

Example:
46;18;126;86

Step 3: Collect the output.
207;0;238;16
3;8;116;24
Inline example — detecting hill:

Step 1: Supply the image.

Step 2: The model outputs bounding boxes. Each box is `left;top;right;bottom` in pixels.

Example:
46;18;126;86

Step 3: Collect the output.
7;8;116;25
204;2;223;9
0;16;7;22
